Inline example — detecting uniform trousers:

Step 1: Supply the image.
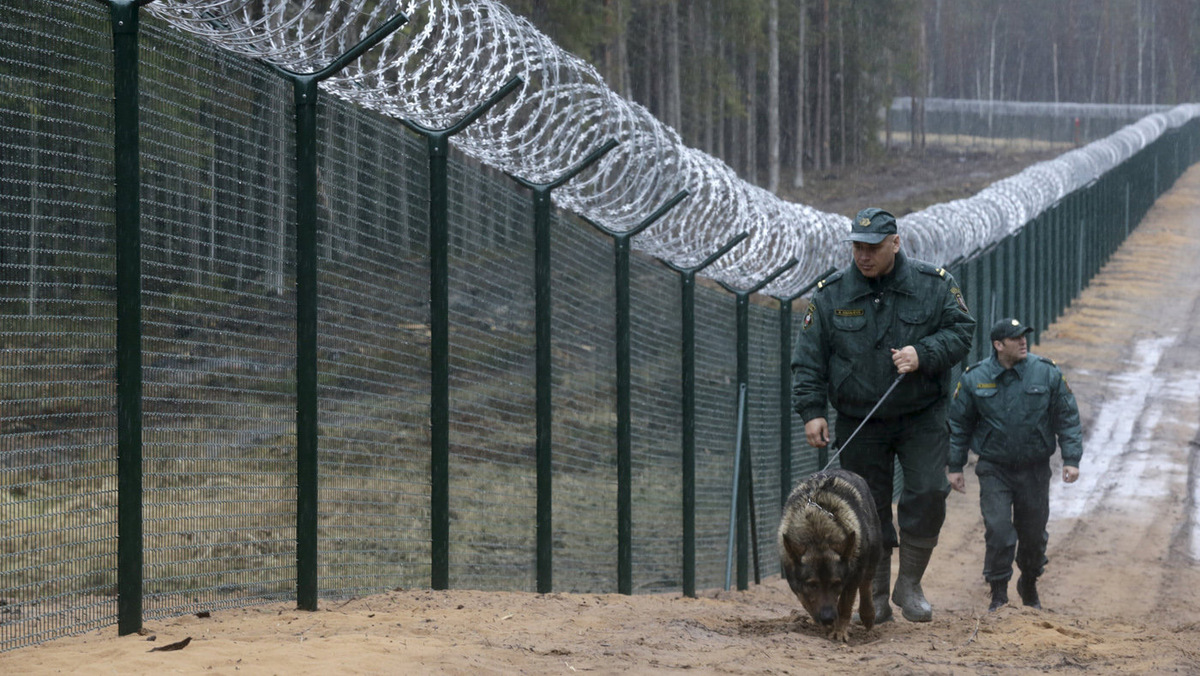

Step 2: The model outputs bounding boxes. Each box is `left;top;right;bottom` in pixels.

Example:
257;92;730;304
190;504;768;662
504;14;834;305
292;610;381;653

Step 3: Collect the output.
835;402;952;550
974;457;1050;582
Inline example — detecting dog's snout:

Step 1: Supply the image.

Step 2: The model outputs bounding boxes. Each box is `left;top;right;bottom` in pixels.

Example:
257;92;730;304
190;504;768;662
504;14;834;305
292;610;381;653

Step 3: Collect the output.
818;607;837;625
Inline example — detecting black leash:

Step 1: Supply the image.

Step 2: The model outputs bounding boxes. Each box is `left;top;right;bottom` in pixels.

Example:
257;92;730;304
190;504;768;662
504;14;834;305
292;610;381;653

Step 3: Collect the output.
821;373;906;471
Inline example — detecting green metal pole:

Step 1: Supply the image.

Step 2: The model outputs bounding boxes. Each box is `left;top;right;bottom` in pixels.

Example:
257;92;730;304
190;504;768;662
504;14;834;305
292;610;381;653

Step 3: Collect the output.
291;73;320;613
270;12;408;612
680;271;696;595
719;259;797;590
777;300;792;503
1035;216;1048;338
582;191;688;595
533;185;554;594
427;131;449;590
402;77;521;592
109;0;151;637
1019;229;1030;328
1076;198;1085;302
661;232;748;598
735;291;750;590
724;383;748;592
614;233;633;595
1002;237;1014;317
513;140;618;594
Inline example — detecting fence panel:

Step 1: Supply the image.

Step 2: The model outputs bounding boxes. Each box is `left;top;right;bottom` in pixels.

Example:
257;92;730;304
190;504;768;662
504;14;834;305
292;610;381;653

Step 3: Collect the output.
691;288;738;590
748;301;782;580
629;255;683;593
0;0;118;651
314;101;431;597
444;158;538;591
137;19;298;618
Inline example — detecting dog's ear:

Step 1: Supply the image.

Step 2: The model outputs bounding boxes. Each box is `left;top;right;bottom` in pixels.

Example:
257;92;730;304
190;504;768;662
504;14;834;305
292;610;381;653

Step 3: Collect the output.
783;533;807;561
837;530;856;558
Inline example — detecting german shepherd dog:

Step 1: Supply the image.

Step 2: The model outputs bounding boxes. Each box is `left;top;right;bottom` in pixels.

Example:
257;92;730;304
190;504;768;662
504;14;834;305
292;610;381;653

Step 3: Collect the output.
778;469;882;642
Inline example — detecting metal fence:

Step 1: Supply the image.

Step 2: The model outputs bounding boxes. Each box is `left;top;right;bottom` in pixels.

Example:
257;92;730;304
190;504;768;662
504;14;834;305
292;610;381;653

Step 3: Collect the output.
888;97;1174;151
2;0;1198;652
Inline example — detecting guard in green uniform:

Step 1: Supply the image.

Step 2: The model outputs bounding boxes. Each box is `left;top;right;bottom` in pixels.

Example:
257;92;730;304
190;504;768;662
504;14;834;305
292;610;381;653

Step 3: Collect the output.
947;318;1083;612
792;208;975;623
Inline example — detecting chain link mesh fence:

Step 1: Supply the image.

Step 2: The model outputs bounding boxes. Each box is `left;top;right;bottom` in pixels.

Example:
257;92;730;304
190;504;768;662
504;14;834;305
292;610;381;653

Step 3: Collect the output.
888;97;1172;150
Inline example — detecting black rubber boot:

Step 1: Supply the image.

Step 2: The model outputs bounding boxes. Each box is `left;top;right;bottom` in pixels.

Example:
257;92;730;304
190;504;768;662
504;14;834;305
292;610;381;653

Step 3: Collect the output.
892;543;934;622
853;550;892;624
1017;574;1041;609
988;580;1008;612
872;550;893;623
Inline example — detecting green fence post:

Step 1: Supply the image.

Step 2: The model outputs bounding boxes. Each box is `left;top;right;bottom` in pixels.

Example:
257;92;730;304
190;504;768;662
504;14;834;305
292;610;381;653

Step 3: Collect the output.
1035;214;1049;339
512;139;619;594
1080;189;1089;294
105;0;155;637
1003;236;1016;318
580;190;688;594
269;12;408;612
400;76;521;591
1018;227;1030;333
718;258;798;591
660;232;748;598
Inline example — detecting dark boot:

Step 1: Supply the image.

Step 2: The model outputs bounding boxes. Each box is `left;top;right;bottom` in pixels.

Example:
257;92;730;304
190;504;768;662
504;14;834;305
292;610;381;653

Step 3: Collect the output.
988;580;1008;612
853;550;892;624
891;542;934;622
872;549;893;623
1017;574;1041;609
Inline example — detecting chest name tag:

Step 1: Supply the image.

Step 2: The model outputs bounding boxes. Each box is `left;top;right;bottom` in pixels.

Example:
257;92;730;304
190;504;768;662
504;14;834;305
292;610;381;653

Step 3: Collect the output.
976;382;997;389
835;309;865;317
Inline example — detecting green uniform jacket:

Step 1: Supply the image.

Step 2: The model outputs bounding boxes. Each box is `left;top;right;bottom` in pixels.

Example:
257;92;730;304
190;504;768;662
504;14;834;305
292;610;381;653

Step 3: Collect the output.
791;251;975;422
947;352;1084;472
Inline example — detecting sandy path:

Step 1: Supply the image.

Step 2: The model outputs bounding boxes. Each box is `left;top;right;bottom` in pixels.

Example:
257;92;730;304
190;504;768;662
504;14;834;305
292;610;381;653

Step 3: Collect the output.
7;167;1200;674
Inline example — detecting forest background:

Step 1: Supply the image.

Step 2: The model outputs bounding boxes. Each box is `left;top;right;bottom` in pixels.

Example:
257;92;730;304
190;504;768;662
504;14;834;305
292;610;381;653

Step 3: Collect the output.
503;0;1200;203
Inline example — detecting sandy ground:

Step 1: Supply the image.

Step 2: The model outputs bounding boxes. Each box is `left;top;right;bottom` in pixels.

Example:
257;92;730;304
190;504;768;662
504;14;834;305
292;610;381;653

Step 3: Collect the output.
7;164;1200;674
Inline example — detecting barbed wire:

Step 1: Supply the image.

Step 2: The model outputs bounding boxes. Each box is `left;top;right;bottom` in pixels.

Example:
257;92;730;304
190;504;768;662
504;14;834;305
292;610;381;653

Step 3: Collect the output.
145;0;1200;297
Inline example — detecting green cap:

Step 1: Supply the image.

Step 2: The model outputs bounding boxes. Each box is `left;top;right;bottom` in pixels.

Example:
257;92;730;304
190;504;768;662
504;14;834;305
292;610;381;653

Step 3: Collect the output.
990;317;1034;342
846;208;898;244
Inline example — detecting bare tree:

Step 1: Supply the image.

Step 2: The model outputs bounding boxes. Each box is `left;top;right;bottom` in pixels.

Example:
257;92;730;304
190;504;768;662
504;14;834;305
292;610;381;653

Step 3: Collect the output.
917;1;929;153
666;0;681;131
1052;41;1059;103
745;41;758;183
819;0;830;171
1137;0;1147;103
987;6;1000;132
792;0;806;189
767;0;780;192
837;17;844;167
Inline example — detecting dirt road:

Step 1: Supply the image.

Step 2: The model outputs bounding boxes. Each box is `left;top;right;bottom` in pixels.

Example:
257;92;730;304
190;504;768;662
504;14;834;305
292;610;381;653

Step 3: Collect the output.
8;166;1200;674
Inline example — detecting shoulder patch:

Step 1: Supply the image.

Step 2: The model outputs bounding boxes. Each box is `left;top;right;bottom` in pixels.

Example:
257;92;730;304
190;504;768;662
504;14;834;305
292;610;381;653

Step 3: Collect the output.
1036;355;1057;366
951;286;969;314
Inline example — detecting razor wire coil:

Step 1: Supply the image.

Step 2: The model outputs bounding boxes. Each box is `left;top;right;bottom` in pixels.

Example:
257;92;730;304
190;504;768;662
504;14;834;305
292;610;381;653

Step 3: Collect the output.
144;0;1200;297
